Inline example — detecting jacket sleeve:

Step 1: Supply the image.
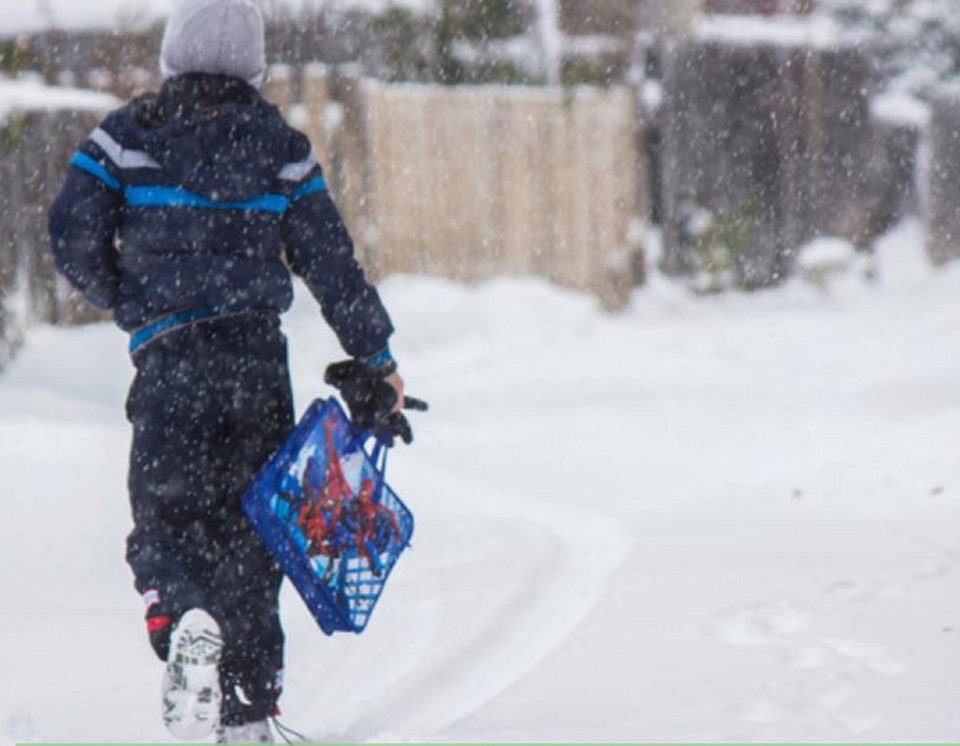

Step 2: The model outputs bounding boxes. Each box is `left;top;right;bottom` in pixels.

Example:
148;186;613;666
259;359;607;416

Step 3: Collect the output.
48;136;124;311
281;152;395;364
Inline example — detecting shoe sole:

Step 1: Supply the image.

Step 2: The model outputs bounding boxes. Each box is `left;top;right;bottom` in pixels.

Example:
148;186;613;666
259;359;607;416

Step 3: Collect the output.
162;609;223;740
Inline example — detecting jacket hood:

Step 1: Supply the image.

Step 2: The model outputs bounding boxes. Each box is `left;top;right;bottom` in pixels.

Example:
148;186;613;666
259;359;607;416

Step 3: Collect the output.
134;74;290;202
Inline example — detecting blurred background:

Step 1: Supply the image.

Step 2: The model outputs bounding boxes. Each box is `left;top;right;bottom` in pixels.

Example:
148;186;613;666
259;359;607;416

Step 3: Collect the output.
0;0;958;364
1;4;959;742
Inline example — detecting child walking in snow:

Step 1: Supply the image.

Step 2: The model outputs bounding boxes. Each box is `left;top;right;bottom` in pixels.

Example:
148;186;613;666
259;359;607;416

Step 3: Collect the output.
48;1;418;741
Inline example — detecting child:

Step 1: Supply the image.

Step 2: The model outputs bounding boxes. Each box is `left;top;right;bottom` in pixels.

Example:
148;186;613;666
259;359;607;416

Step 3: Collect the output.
48;0;417;741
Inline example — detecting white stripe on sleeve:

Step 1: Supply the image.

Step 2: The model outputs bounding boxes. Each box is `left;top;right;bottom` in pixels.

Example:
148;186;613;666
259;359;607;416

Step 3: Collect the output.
278;153;319;182
89;127;162;170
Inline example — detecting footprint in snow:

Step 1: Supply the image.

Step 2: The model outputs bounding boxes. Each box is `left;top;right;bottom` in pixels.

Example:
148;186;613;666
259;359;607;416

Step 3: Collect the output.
820;638;907;676
715;602;903;737
824;579;906;603
716;602;810;646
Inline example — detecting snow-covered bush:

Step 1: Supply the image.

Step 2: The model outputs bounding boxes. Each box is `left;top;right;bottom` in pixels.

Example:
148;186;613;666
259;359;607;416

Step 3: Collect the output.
822;0;960;97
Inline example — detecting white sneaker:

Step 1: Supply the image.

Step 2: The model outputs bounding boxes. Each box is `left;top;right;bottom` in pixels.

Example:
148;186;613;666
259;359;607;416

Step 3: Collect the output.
162;609;223;740
216;719;274;744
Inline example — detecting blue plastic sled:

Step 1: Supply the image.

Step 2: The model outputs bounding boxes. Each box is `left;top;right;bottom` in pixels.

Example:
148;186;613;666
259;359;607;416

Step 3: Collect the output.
242;398;414;635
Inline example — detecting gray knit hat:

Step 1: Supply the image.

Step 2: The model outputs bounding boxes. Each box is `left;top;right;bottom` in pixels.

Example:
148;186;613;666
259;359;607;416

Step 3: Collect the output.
160;0;266;88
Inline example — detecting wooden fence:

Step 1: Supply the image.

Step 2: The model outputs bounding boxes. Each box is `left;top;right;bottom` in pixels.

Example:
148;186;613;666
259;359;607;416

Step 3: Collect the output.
266;67;646;299
361;81;641;290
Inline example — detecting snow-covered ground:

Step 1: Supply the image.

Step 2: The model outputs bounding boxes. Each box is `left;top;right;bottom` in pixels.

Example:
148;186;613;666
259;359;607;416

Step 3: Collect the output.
0;220;958;743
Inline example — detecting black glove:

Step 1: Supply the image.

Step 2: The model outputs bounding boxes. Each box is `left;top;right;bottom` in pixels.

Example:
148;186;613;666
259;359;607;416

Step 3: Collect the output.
325;360;428;446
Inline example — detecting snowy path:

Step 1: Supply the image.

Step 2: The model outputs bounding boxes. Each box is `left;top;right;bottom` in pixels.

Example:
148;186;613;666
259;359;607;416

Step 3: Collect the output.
1;221;958;742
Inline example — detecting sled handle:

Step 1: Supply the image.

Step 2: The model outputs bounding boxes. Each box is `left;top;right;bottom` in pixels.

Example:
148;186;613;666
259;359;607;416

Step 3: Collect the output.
346;430;391;504
370;437;390;504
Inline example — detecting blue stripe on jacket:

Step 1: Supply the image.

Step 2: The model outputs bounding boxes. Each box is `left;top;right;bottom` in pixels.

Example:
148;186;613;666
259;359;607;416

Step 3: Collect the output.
292;175;327;201
126;186;291;214
71;152;122;192
72;151;327;215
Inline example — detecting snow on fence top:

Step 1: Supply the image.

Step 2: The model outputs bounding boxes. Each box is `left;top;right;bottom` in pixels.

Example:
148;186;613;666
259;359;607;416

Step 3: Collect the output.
930;80;960;109
0;77;118;123
361;77;634;106
693;13;843;49
871;91;931;131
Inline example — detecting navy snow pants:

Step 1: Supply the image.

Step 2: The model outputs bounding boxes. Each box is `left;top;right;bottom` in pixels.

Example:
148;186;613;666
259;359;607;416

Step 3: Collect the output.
125;313;295;726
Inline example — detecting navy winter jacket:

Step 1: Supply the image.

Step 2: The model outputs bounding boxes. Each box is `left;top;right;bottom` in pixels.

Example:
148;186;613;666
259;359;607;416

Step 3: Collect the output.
48;74;393;361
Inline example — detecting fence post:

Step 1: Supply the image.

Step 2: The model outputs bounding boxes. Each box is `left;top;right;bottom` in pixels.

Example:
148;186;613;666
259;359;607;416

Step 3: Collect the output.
333;66;379;280
927;88;960;265
0;118;22;366
262;64;297;116
301;63;333;169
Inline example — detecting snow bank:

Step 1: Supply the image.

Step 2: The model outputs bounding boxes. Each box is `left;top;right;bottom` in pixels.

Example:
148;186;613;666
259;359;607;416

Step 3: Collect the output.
641;79;663;113
796;236;858;271
694;13;843;49
872;91;932;130
0;77;118;122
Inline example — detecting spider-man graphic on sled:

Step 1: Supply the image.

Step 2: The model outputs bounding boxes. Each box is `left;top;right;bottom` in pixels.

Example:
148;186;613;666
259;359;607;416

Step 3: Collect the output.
243;398;414;634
